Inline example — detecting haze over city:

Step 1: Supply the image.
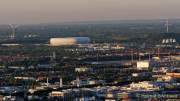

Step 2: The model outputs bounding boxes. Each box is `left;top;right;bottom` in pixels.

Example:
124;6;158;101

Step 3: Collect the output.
0;0;180;101
0;0;180;24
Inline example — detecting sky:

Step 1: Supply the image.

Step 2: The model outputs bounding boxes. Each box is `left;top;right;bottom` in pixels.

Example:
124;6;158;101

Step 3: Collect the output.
0;0;180;24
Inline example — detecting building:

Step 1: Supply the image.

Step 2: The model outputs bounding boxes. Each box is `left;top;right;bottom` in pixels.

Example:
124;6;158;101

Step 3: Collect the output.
136;61;149;70
49;91;65;97
75;67;90;72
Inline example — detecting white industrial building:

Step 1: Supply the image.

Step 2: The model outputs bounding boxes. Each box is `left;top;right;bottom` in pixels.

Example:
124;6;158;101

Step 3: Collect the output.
136;61;150;70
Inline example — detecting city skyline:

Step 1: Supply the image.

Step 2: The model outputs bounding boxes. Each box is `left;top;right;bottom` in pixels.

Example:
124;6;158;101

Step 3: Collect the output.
0;0;180;24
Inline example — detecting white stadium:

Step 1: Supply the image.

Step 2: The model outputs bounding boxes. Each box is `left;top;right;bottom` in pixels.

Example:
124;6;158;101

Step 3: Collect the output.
50;37;90;46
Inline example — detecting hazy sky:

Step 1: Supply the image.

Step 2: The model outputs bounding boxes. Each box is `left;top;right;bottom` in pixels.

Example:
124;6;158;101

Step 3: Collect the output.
0;0;180;24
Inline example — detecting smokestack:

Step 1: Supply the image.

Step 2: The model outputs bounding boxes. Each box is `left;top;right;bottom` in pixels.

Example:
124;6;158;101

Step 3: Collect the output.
46;77;49;87
166;19;169;33
53;51;56;59
157;48;160;58
165;19;170;33
149;52;151;61
60;77;63;88
131;49;134;62
76;76;80;87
